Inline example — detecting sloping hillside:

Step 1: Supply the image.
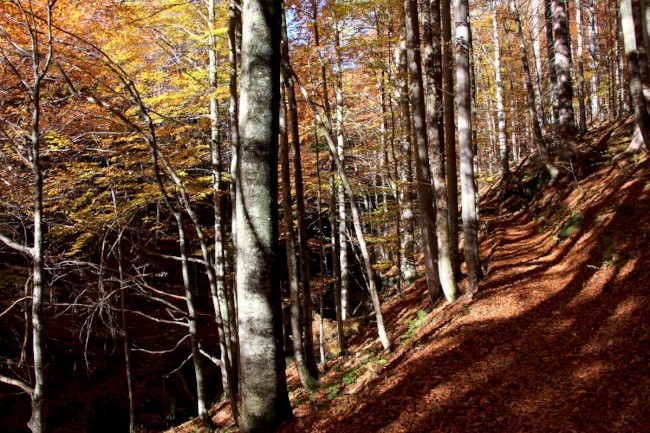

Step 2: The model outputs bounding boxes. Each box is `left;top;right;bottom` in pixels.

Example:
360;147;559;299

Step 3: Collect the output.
172;117;650;433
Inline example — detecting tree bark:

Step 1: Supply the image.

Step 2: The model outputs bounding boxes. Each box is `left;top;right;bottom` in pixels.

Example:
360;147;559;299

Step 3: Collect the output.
621;0;650;152
288;63;391;350
404;0;443;302
280;78;318;391
510;0;559;182
396;26;418;287
209;0;239;417
493;1;509;175
575;0;589;135
333;23;351;321
236;0;293;429
545;0;560;124
552;0;581;160
532;0;546;128
421;0;458;301
281;8;319;380
456;0;481;292
587;0;602;121
441;0;461;278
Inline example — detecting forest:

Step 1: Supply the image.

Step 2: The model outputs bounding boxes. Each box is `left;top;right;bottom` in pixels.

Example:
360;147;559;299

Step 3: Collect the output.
0;0;648;432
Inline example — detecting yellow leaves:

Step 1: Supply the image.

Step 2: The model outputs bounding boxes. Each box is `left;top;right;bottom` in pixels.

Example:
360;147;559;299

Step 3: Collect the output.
65;232;96;257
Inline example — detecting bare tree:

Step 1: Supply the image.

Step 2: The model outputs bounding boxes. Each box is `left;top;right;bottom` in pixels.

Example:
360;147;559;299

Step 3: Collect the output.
0;2;57;431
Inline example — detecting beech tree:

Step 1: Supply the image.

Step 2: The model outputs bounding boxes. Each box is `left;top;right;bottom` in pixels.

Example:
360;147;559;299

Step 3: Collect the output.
403;0;443;302
0;2;56;432
621;0;650;152
456;0;481;291
552;0;581;161
236;0;292;430
493;0;509;175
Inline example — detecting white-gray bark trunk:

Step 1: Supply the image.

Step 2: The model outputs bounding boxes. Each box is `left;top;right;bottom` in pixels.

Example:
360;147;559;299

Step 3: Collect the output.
237;0;292;430
456;0;481;292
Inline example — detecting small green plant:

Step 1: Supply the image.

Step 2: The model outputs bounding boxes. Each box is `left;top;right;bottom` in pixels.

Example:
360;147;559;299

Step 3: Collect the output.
343;371;358;385
559;213;584;239
400;310;428;344
602;253;619;267
326;386;340;399
601;235;620;267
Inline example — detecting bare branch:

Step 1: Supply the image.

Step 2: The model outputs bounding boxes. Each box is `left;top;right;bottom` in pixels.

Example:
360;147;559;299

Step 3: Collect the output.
0;232;33;256
132;334;190;354
0;296;31;318
0;374;33;395
198;344;222;367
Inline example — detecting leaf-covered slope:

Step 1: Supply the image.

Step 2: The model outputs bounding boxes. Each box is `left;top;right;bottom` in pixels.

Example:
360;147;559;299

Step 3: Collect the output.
172;117;650;433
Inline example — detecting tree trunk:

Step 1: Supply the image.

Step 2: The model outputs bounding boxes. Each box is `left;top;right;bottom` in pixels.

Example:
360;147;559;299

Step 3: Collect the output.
111;190;136;433
176;216;210;424
228;0;241;299
431;0;446;163
421;0;458;301
404;0;443;302
510;0;559;182
333;23;351;321
552;0;580;161
456;0;481;292
281;8;319;380
280;79;318;391
288;63;391;350
493;1;509;175
621;0;650;151
396;26;418;287
587;0;602;121
532;0;546;128
209;0;239;417
575;0;589;135
545;0;560;124
236;0;293;429
29;85;47;433
441;0;461;278
616;1;627;114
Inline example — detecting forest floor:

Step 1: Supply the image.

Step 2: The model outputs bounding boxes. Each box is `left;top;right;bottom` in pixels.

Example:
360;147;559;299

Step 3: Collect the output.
172;117;650;433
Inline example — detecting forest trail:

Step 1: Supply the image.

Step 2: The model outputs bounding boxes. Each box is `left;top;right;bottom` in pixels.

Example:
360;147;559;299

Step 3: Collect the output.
178;118;650;433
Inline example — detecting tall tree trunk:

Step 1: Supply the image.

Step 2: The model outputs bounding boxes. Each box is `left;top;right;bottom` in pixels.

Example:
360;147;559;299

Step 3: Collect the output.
575;0;589;135
431;0;446;162
228;0;241;345
493;1;509;175
545;0;560;124
553;0;581;161
621;0;650;151
236;0;293;429
281;8;319;380
532;0;546;128
333;23;351;321
441;0;461;278
175;216;211;424
395;27;418;287
280;79;318;391
510;0;559;182
30;78;46;433
421;0;458;301
587;0;602;121
288;63;391;350
616;0;626;114
456;0;481;292
110;190;135;433
404;0;443;302
209;0;239;416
